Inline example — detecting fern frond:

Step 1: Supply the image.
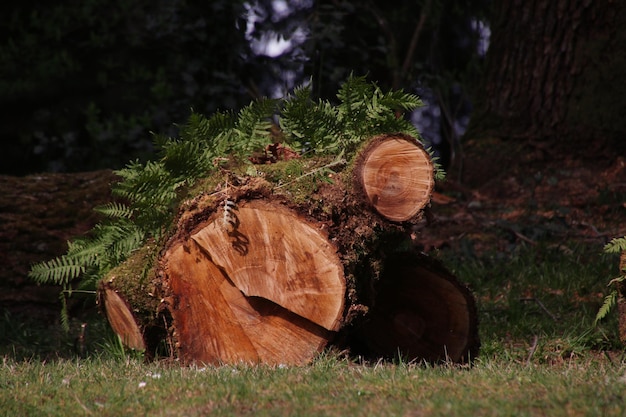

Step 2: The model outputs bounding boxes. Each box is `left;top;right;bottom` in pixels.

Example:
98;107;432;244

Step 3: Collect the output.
114;161;179;207
230;98;278;155
378;89;423;112
59;291;70;331
160;138;212;179
595;291;618;324
107;223;146;265
63;237;106;268
94;202;135;219
281;87;342;154
83;221;145;267
29;255;84;285
180;111;236;145
336;74;374;116
604;237;626;253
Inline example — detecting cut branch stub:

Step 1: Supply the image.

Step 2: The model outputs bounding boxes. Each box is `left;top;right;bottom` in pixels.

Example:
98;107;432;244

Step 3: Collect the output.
348;252;479;363
354;133;434;222
163;200;346;365
98;284;146;351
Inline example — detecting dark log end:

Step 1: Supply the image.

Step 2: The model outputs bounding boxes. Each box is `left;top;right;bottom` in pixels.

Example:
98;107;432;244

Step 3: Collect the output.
340;252;480;364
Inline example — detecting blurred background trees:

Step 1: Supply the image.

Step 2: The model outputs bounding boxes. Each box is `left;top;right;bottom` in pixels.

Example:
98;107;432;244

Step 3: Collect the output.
0;0;488;175
1;0;623;177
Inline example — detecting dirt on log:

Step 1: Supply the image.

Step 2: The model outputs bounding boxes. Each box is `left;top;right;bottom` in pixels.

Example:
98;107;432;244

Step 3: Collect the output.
98;134;480;365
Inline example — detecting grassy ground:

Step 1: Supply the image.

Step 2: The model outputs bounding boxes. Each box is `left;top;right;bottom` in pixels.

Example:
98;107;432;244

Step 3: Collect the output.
1;243;625;416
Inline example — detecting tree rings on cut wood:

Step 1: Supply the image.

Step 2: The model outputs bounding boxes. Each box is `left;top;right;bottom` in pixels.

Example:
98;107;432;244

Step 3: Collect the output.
346;252;479;363
162;199;346;365
354;133;434;222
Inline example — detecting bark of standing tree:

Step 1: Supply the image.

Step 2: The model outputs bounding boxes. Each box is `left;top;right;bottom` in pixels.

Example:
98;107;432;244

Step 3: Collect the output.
461;0;626;185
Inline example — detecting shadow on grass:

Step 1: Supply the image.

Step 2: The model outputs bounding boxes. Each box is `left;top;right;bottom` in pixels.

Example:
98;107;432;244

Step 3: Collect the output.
0;308;117;361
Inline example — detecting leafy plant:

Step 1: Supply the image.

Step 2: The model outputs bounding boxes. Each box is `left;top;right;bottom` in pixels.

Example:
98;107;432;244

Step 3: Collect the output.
281;75;423;156
29;75;434;324
595;237;626;324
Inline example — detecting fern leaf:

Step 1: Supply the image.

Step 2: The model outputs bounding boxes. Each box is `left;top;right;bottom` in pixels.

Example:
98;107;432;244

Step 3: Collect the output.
59;291;71;331
379;89;423;112
29;255;84;285
94;202;135;219
604;237;626;253
595;291;618;324
281;87;342;154
109;224;146;265
231;98;277;154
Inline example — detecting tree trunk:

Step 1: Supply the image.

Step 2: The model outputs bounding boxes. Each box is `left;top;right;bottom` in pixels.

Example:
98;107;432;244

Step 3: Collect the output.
98;134;479;365
462;0;626;185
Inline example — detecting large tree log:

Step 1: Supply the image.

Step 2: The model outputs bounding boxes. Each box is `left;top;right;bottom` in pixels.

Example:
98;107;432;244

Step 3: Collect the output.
97;134;478;365
164;200;345;365
344;252;479;363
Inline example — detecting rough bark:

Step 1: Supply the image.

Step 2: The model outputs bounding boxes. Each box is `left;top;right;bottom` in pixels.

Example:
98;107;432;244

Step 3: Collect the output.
462;0;626;185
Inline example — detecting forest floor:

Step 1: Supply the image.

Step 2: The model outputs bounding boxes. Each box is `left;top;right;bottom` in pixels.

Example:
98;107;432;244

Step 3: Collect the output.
419;139;626;258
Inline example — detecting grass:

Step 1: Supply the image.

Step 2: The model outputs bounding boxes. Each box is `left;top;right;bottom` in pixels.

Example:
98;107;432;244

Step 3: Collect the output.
1;354;625;416
1;242;625;416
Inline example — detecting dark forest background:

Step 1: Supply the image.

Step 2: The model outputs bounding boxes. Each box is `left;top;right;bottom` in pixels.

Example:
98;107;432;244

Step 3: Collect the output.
0;0;489;175
2;0;625;178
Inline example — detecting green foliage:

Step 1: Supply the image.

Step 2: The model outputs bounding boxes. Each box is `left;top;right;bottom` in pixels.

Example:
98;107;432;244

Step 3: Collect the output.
4;352;626;416
29;76;432;321
0;0;251;174
595;236;626;324
604;237;626;254
281;75;423;155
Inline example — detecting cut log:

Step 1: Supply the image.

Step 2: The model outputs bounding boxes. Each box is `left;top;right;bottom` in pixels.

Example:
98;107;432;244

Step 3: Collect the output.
162;200;346;365
95;137;478;365
354;133;434;222
344;252;479;363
